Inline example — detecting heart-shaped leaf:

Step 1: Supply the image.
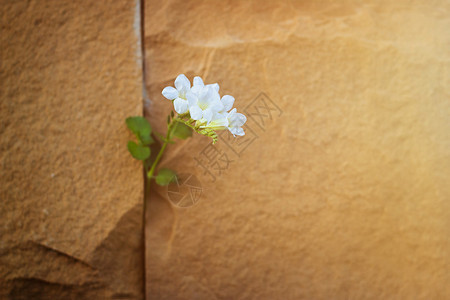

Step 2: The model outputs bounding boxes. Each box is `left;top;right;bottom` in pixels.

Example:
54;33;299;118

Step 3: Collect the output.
127;141;150;160
126;116;153;145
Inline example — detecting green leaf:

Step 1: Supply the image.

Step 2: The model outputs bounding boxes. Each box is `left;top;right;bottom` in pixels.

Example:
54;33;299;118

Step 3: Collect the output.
139;134;154;145
155;168;177;186
172;121;193;140
126;116;153;145
126;116;151;135
127;141;150;160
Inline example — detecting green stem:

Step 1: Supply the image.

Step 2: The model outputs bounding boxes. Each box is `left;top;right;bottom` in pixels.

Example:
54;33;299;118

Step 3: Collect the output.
147;117;177;179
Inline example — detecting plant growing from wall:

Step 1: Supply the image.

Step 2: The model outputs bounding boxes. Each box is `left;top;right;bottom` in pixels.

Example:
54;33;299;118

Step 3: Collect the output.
126;74;247;188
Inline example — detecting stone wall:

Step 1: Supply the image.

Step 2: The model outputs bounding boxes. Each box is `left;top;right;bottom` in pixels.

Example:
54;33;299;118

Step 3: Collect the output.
144;1;450;299
0;0;144;299
2;1;449;299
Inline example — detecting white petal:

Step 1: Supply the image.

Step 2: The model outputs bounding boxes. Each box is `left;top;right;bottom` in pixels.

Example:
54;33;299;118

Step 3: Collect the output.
162;86;178;100
174;74;190;92
235;127;245;136
207;83;220;92
186;91;198;107
193;76;204;88
207;86;221;102
227;108;243;127
229;126;245;136
190;105;203;120
196;86;211;108
201;86;220;109
221;95;235;112
226;108;237;121
213;112;228;120
228;127;238;136
203;109;214;123
174;98;189;114
235;113;247;127
209;99;224;113
198;85;209;100
191;76;204;95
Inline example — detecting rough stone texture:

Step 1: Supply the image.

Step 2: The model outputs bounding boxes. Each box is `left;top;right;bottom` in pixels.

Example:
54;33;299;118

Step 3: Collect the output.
1;0;144;299
144;1;450;299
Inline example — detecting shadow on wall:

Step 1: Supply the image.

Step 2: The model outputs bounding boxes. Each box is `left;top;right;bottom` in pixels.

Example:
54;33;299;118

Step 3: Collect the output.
0;204;143;300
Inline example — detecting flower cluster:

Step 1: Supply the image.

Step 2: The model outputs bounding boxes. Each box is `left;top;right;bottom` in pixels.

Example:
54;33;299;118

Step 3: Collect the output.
162;74;246;142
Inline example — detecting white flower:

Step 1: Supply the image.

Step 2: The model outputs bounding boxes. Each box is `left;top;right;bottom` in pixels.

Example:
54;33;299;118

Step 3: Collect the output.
191;76;219;95
187;85;224;123
198;94;234;130
160;74;247;140
226;108;246;136
161;74;191;114
192;76;233;115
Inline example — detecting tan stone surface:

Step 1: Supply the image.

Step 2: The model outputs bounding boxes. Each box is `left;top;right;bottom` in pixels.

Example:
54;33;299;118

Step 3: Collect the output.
144;0;450;299
1;0;144;298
